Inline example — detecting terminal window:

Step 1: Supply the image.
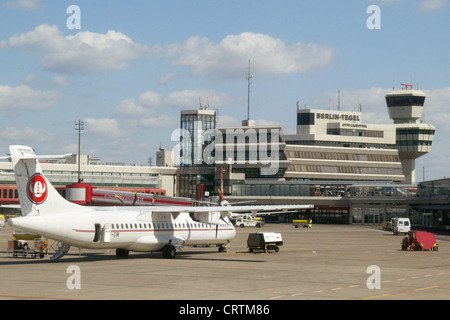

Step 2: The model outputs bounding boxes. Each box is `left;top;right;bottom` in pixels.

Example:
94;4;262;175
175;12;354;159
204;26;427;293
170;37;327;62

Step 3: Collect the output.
297;113;315;125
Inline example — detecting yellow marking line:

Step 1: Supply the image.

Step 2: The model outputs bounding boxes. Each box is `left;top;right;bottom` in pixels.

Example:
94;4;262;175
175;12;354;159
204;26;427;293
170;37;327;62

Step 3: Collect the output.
361;283;450;300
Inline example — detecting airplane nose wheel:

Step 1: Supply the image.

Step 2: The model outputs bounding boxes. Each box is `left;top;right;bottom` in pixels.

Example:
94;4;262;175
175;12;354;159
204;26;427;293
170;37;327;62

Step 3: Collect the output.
162;245;176;259
218;241;230;253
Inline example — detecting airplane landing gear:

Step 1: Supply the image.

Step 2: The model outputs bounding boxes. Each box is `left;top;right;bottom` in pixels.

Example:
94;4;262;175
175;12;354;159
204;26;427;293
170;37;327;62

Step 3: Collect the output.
116;248;129;258
162;245;176;259
218;241;230;253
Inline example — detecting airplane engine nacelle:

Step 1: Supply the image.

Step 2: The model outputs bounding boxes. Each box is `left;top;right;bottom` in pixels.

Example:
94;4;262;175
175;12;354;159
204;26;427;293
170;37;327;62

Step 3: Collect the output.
193;211;222;225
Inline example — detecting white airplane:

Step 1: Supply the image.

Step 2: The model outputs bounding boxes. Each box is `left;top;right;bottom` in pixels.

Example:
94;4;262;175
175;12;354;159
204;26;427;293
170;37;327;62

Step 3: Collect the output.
6;145;313;261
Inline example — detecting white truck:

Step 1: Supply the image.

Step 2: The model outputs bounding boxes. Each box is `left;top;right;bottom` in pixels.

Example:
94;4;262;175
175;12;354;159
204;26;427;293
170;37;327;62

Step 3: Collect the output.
392;217;411;235
232;215;263;228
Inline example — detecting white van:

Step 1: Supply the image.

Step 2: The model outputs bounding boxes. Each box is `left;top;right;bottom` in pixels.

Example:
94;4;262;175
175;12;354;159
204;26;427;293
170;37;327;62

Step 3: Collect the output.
392;217;411;235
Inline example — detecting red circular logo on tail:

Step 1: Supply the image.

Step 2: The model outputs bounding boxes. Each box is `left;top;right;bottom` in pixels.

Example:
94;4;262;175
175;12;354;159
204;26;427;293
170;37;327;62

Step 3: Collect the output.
27;174;48;204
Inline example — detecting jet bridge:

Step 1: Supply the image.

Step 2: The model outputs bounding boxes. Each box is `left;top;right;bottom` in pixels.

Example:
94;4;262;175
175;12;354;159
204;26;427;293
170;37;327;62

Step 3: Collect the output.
65;183;194;207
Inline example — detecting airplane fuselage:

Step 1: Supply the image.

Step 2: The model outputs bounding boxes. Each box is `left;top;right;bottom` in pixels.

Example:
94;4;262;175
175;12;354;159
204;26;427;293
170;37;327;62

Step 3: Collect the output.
10;207;236;253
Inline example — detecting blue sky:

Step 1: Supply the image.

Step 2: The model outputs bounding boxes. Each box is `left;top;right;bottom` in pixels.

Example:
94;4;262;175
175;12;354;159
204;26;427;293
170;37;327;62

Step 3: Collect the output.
0;0;448;181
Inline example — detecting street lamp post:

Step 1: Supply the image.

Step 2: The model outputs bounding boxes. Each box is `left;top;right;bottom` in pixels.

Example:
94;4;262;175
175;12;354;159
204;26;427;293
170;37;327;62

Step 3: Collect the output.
74;120;84;183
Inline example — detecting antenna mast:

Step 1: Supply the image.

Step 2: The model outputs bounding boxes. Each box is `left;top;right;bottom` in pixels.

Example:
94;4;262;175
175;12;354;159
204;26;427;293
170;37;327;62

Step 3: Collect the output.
338;90;340;111
246;59;253;121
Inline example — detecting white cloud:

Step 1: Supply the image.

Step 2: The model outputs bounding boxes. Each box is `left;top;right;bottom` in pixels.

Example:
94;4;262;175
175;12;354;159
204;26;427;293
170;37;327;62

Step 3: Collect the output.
0;126;54;143
158;72;178;85
113;89;237;116
85;118;122;137
0;84;62;110
112;89;238;130
167;32;335;79
422;86;450;132
51;76;70;87
139;115;177;129
0;24;149;74
419;0;447;11
216;115;240;127
5;0;42;10
114;91;164;116
165;89;237;109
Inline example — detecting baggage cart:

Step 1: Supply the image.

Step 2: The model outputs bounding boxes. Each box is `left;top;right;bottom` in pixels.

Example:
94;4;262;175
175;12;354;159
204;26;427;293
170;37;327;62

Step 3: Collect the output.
247;232;283;253
7;238;48;259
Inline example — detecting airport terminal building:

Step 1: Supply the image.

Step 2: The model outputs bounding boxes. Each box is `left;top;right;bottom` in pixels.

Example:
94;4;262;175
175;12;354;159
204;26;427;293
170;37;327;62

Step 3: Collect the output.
172;85;446;227
0;86;448;229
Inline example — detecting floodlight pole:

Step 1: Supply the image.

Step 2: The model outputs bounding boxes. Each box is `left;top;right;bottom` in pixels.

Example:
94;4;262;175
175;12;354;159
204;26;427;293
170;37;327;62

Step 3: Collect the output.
74;120;84;183
246;59;253;121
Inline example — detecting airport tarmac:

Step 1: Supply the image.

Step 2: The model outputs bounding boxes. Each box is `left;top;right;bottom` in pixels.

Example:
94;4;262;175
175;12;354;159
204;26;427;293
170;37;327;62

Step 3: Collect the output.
0;223;449;301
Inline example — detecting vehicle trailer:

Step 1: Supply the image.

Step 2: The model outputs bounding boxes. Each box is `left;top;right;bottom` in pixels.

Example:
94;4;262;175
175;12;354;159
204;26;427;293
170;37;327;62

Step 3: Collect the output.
247;232;283;253
7;238;48;258
293;219;312;228
401;230;438;251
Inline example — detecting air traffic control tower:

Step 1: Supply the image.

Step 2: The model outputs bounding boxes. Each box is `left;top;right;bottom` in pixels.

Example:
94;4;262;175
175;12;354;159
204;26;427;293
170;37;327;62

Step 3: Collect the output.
385;84;435;184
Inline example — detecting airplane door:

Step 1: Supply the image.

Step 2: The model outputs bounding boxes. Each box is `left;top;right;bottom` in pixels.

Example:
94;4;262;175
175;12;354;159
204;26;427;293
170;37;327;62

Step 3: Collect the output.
93;223;101;242
102;223;112;243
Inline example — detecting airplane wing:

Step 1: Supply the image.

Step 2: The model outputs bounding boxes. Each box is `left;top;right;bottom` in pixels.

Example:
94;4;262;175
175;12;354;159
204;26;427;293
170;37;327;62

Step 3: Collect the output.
135;204;313;225
147;204;313;214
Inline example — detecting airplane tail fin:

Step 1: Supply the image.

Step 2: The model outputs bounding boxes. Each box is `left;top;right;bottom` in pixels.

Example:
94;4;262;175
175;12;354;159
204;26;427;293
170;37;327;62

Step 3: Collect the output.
9;145;86;216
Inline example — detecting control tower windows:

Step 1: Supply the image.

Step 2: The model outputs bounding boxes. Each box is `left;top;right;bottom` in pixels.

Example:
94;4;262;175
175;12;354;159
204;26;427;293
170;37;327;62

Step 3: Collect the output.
386;95;425;107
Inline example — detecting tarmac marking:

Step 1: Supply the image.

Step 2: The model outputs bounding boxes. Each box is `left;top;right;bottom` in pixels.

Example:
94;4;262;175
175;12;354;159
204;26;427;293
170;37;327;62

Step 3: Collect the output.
0;293;77;300
360;283;450;300
266;272;450;300
289;293;304;296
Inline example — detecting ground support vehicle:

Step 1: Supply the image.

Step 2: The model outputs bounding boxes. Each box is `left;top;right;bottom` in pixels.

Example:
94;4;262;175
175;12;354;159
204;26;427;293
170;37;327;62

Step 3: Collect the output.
381;221;392;231
392;217;411;235
247;232;283;253
293;219;312;228
233;216;263;228
401;230;438;251
7;237;48;259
